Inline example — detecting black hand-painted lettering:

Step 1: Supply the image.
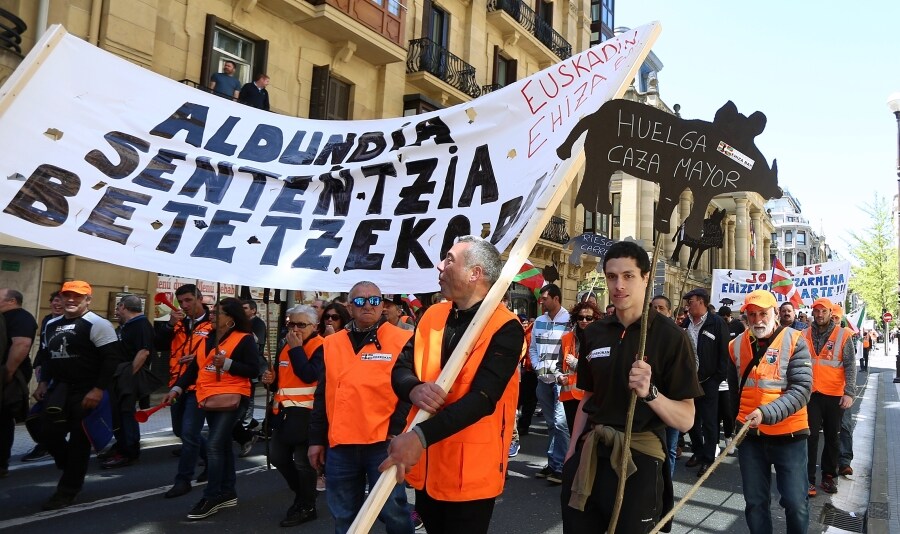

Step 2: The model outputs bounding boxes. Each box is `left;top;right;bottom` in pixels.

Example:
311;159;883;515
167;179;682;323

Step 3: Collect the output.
347;132;387;163
293;219;343;271
191;210;251;262
458;145;499;207
437;155;457;209
237;123;284;162
132;149;186;192
238;166;279;210
204;116;241;156
149;102;209;147
440;215;471;260
259;216;303;266
313;169;353;216
490;196;524;245
313;133;357;166
363;163;396;215
270;177;312;214
156;201;207;254
396;158;437;215
84;131;150;179
392;217;435;269
344;219;390;271
179;157;234;204
410;117;454;146
279;131;323;165
3;164;80;227
78;186;151;244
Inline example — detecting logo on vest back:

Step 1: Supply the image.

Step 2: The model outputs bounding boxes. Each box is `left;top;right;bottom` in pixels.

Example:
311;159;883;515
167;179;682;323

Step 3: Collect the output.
361;353;392;361
765;348;779;364
279;361;290;367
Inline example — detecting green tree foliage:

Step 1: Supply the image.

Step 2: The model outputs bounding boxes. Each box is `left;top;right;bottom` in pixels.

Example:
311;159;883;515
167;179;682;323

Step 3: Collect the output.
848;193;899;321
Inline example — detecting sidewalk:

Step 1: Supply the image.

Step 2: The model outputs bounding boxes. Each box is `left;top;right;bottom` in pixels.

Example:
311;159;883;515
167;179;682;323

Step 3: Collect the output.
868;342;900;534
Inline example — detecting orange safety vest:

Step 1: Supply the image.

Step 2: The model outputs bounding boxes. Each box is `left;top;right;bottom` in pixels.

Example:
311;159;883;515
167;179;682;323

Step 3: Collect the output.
323;322;412;448
195;332;253;404
559;331;584;402
521;322;534;371
405;302;521;501
730;328;808;436
272;334;324;414
168;316;214;388
803;326;849;397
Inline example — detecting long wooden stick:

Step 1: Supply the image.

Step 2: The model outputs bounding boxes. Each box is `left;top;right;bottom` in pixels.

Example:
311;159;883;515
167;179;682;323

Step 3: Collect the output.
607;231;663;533
649;421;751;534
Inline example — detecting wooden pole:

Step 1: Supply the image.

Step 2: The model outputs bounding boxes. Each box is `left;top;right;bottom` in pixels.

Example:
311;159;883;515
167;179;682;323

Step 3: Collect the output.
348;25;661;532
0;25;67;118
649;421;751;534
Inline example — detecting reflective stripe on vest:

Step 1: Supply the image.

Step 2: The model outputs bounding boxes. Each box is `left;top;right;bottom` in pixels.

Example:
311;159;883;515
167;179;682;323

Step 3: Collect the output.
405;301;521;501
559;331;584;402
195;332;252;404
323;323;412;448
168;319;213;388
730;328;808;435
803;326;848;396
273;335;323;414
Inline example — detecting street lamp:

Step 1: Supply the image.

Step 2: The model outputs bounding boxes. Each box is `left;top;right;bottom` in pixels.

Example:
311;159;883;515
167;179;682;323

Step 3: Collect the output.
887;92;900;382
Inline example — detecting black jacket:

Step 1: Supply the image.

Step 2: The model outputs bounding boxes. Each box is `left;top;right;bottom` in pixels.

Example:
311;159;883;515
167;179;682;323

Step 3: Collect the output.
681;313;730;384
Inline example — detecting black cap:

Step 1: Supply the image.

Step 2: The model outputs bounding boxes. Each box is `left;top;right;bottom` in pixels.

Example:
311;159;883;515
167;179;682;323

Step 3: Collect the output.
717;306;732;317
683;288;710;301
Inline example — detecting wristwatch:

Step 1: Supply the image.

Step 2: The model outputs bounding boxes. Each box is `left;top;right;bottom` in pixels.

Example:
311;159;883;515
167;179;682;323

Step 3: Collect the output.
640;384;659;403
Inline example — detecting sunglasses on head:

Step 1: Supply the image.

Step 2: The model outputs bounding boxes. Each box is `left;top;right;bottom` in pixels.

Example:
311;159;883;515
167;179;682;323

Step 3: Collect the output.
287;321;312;329
323;313;341;321
576;316;595;322
351;296;382;307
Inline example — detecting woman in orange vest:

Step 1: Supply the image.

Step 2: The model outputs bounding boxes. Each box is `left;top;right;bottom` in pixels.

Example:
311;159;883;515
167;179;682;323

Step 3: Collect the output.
558;300;601;434
261;305;324;527
164;297;259;521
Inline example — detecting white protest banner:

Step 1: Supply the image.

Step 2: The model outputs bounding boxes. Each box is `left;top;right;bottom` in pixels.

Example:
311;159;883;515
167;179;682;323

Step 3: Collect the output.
0;24;658;293
711;260;851;308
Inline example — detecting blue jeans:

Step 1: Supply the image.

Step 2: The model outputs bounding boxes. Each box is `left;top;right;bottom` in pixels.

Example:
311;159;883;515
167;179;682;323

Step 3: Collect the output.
665;427;679;478
839;406;853;467
175;391;207;483
535;380;569;471
203;398;245;499
738;436;809;534
325;442;413;534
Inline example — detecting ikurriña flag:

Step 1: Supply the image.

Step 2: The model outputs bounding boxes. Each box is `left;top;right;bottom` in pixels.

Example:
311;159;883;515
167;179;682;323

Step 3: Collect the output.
513;260;546;298
771;257;803;308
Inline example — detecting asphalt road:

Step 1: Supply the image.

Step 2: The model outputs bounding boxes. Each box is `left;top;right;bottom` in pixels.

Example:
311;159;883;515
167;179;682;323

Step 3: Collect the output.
0;361;881;533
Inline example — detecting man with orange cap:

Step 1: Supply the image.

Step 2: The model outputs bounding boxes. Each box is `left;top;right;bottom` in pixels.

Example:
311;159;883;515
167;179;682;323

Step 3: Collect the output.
33;281;123;510
802;297;855;496
728;290;811;534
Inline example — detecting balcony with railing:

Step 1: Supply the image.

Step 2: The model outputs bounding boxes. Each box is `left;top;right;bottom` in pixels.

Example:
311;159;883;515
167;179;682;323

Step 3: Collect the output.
406;38;481;100
540;216;570;245
486;0;572;61
258;0;405;65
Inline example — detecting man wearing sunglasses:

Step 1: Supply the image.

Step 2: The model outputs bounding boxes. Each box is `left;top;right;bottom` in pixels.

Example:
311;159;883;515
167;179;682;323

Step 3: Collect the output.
308;282;415;534
382;236;525;533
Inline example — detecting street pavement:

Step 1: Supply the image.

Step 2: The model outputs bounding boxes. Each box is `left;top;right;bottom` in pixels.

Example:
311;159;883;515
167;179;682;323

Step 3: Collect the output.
1;345;898;533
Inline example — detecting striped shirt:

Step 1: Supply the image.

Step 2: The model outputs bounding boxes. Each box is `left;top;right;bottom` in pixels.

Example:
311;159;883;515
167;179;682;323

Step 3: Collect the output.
529;308;570;383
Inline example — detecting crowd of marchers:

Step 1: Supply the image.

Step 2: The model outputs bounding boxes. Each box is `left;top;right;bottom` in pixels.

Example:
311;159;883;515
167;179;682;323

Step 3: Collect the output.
0;237;870;534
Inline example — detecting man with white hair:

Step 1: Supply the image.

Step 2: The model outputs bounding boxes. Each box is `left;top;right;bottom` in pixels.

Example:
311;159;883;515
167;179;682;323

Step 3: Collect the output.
728;290;812;534
383;235;524;533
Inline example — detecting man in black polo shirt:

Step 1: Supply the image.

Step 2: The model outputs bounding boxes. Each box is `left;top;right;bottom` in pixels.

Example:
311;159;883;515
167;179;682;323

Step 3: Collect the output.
561;241;702;533
101;294;156;468
0;288;38;477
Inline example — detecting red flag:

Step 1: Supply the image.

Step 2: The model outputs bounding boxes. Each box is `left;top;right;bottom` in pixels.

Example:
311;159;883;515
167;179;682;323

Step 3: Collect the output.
513;260;545;298
771;258;803;308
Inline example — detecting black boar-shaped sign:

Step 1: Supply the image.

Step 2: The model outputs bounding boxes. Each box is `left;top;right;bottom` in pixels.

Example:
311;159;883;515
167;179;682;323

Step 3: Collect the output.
557;100;782;237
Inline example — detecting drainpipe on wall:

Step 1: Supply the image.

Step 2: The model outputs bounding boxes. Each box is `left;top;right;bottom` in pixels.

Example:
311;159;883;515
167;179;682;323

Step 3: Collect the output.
88;0;103;45
35;0;49;41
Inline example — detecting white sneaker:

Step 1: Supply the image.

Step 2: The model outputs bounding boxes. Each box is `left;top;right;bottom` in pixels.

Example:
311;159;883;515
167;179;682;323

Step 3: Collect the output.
725;438;737;456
